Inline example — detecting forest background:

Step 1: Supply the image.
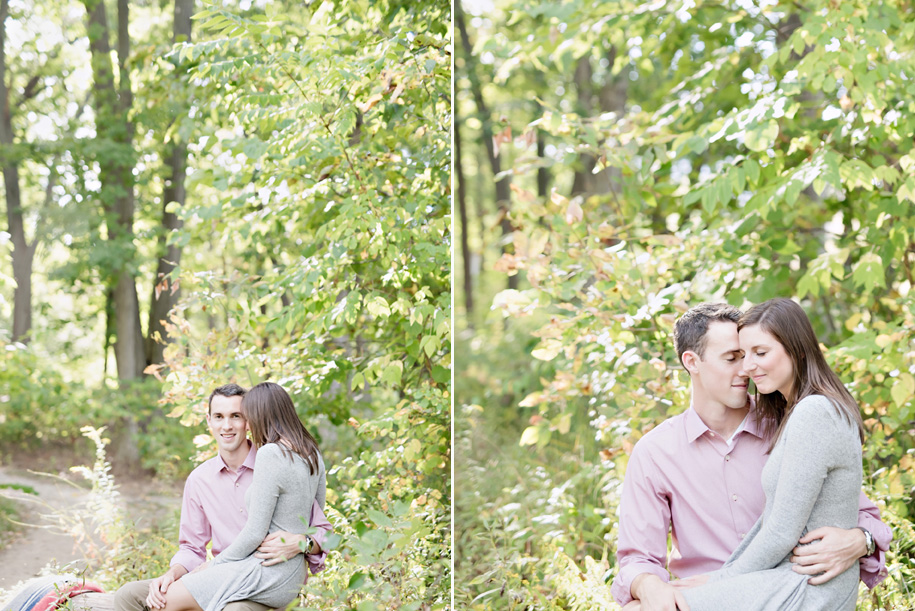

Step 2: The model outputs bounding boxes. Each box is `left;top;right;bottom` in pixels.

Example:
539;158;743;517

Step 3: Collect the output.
0;0;451;609
455;0;915;609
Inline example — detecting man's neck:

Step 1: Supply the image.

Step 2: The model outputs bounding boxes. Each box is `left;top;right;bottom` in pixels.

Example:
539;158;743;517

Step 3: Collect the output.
220;440;252;473
692;395;750;439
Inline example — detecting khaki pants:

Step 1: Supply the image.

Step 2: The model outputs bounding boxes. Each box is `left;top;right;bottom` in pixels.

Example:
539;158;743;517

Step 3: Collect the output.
114;579;273;611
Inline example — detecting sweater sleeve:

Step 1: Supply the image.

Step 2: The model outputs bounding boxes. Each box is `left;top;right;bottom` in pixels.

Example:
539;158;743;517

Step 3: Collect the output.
212;444;283;565
715;397;841;578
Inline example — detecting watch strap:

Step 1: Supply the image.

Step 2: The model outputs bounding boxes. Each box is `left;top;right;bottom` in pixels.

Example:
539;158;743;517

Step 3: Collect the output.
856;526;876;557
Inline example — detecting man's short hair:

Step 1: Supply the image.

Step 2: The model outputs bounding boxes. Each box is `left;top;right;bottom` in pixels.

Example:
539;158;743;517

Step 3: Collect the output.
673;303;741;368
208;383;247;414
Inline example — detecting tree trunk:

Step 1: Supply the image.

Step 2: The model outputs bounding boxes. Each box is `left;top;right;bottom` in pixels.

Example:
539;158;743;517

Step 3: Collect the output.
84;0;144;470
572;51;628;197
83;0;145;381
571;56;596;196
146;0;193;366
537;130;549;198
454;113;473;319
0;0;35;344
455;2;517;290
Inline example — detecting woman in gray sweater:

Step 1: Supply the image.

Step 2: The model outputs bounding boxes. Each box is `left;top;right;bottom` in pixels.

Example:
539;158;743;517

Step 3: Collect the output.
681;298;866;611
159;382;326;611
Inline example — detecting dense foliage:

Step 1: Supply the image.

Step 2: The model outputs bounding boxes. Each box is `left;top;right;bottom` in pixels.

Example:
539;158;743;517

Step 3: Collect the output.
456;0;915;609
1;0;449;609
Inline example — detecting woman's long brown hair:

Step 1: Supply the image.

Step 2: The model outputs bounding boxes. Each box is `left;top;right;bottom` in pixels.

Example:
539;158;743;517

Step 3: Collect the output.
738;298;864;451
243;382;321;474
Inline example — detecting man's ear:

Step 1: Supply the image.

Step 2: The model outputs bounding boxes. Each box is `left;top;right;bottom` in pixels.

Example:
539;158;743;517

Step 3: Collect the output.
682;351;701;375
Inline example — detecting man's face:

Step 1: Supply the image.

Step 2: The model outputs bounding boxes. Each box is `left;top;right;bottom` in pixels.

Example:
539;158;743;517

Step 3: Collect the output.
690;321;749;410
206;394;248;455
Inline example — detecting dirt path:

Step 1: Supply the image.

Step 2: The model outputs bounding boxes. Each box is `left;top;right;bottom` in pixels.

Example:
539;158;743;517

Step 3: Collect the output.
0;466;181;592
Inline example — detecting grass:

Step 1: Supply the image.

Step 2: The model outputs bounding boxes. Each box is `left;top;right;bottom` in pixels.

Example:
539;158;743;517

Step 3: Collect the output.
0;495;22;549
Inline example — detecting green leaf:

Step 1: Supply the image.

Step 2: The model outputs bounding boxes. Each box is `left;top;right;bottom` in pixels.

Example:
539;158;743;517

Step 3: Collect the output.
744;158;761;183
531;339;562;361
897;177;915;203
744;120;779;152
348;571;367;590
840;158;875;191
851;252;885;292
891;373;914;408
519;426;540;446
242;138;268;159
366;295;391;318
367;509;393;528
334;108;358;138
381;361;403;386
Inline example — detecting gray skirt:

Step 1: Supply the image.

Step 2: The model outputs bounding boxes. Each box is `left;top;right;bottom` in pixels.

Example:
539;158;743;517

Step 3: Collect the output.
181;555;305;611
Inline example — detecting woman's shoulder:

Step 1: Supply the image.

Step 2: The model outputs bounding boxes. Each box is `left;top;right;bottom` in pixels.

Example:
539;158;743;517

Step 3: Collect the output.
794;394;835;412
790;394;845;429
257;442;287;459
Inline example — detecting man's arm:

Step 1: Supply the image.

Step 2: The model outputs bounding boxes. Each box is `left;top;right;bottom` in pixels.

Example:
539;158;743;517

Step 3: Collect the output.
148;476;211;609
610;443;679;609
169;476;212;574
791;491;892;587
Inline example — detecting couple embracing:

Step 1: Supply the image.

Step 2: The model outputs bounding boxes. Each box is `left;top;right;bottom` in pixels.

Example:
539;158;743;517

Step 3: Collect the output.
115;381;329;611
613;299;892;610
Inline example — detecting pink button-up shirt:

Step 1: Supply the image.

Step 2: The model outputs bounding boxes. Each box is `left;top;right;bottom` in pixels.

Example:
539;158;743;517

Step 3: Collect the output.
611;407;891;606
171;442;331;580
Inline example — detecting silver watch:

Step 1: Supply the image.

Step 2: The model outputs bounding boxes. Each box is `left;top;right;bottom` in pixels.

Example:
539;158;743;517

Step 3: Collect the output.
857;527;876;557
303;534;314;554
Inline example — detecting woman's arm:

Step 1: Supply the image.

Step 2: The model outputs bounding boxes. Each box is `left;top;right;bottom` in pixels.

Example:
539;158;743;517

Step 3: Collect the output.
715;397;845;578
212;444;283;565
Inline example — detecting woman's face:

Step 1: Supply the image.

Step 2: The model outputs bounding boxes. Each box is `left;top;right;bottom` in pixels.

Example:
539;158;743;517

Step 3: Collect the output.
739;324;795;398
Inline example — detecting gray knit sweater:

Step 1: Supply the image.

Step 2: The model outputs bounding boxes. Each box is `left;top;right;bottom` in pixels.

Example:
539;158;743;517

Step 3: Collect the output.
683;394;862;610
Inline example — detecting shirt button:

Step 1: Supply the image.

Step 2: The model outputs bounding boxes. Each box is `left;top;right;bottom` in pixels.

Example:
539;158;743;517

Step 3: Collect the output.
725;455;730;461
236;483;239;487
739;533;745;539
732;494;738;501
239;508;243;513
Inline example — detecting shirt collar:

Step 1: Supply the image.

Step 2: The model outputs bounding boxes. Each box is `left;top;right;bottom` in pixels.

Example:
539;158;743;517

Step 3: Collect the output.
684;407;710;443
684;406;766;443
742;411;766;439
241;442;258;470
215;441;257;473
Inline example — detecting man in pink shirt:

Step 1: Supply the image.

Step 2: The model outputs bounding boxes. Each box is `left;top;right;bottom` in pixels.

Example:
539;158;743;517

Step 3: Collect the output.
612;303;891;610
114;384;333;611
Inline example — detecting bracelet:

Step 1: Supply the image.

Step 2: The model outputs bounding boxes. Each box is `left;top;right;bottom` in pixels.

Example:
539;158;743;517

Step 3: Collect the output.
856;527;876;557
303;534;314;554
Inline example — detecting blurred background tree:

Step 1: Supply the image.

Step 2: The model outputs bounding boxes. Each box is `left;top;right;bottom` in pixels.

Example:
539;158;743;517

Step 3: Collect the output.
455;0;915;609
0;0;450;608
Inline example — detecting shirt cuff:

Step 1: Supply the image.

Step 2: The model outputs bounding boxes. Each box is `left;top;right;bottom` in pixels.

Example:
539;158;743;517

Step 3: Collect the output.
170;550;204;574
306;550;328;576
611;562;670;606
860;549;889;589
